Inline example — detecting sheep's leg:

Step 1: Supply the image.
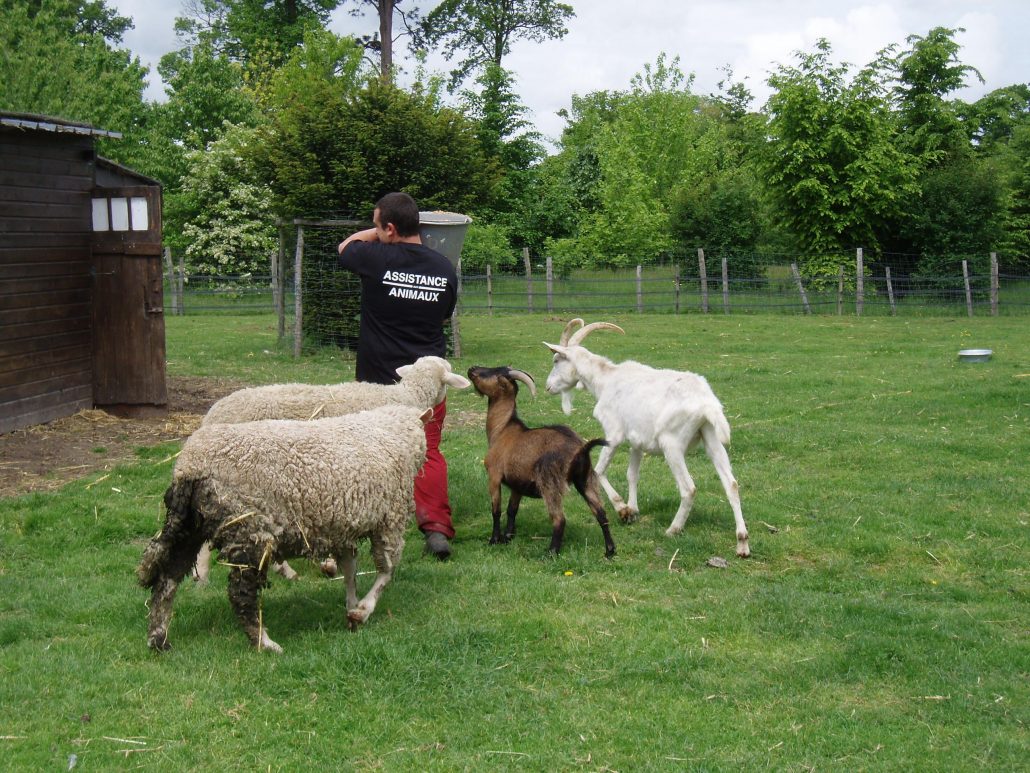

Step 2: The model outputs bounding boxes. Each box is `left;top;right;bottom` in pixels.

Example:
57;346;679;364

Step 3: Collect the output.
225;550;281;653
347;535;396;630
661;444;698;538
594;441;635;522
340;547;359;612
625;446;643;520
702;432;750;557
503;492;522;542
147;535;201;650
573;475;617;559
273;560;299;581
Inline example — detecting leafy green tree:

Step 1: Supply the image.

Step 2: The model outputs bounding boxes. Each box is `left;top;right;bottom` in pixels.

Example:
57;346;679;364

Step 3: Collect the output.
0;0;149;163
763;39;918;273
178;122;278;276
341;0;420;83
416;0;574;90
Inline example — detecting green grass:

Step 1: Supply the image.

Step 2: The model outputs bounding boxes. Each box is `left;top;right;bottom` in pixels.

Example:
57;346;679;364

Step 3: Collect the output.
2;313;1028;769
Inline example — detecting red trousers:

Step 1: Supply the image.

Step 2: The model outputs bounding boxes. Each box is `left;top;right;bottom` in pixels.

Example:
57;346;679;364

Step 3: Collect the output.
414;400;454;538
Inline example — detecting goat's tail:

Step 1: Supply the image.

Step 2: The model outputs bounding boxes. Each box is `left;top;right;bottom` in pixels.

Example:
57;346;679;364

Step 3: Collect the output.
137;476;204;588
702;404;732;448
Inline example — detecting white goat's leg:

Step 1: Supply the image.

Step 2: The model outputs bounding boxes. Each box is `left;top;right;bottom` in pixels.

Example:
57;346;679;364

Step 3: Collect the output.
661;445;697;537
346;537;395;630
340;547;359;612
625;446;643;518
594;441;633;522
192;542;212;585
703;435;750;557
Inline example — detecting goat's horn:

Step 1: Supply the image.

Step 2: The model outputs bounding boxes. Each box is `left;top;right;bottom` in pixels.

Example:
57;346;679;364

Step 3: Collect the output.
508;368;537;397
559;318;585;346
568;321;625;347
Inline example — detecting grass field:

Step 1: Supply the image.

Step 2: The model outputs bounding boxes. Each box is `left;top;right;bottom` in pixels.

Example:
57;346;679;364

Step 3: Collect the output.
1;313;1027;770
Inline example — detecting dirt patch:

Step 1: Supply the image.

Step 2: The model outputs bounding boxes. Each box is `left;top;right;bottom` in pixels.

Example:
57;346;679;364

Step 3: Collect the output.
0;376;245;499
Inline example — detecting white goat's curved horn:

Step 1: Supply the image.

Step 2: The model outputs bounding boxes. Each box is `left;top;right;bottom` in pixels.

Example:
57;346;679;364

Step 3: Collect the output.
508;368;537;397
559;318;585;346
568;321;625;347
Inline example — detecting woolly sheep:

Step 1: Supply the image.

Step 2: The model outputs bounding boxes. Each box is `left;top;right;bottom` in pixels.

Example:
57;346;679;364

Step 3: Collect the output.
137;404;432;653
192;356;471;583
544;319;751;558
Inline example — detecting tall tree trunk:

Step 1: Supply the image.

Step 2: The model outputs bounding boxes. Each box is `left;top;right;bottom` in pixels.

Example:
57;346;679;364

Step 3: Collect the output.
379;0;394;83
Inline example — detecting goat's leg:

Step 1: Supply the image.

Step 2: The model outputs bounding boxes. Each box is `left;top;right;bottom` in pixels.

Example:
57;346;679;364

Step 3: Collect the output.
225;549;280;653
574;474;617;559
347;533;399;630
488;474;509;544
540;489;567;556
594;441;635;522
503;492;522;542
624;446;643;521
661;444;698;538
702;432;750;557
339;547;359;612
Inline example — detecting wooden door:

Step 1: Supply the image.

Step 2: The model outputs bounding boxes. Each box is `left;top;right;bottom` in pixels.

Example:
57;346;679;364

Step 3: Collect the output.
90;185;167;412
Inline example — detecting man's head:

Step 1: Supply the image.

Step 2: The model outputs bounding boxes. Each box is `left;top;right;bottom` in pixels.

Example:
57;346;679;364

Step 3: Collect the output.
374;192;420;241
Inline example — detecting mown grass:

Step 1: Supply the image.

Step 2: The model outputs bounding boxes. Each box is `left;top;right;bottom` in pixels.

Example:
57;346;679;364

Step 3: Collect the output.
1;313;1027;770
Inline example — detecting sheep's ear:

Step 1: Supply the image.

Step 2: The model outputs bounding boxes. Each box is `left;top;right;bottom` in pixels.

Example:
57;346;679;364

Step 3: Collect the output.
396;364;413;378
444;372;471;390
418;408;434;425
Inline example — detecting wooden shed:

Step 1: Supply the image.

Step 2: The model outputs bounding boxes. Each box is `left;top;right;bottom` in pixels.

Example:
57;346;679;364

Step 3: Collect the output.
1;112;167;434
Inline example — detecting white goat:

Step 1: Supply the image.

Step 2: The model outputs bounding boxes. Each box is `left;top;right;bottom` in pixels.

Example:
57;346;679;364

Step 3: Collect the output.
543;319;750;558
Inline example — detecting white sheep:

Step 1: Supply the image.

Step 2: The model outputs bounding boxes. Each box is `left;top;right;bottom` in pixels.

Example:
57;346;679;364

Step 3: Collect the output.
137;404;432;653
543;319;751;558
192;356;471;583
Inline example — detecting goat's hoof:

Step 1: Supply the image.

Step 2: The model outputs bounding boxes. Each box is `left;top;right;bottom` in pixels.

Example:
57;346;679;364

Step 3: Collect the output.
665;526;683;537
618;507;638;523
605;548;617;559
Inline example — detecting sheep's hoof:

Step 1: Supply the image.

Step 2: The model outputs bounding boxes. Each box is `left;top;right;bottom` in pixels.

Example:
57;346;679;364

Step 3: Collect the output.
665;525;684;537
320;558;338;578
347;608;369;630
618;507;638;524
147;631;171;651
256;633;283;654
736;536;751;558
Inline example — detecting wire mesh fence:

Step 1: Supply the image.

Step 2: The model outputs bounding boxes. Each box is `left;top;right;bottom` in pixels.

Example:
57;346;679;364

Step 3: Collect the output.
163;224;1030;356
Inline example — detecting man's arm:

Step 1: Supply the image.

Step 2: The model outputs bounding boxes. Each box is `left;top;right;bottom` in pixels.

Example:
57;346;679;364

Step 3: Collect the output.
338;228;379;255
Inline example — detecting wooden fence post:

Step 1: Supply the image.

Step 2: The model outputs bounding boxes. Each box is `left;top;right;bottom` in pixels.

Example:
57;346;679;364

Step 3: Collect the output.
698;248;709;313
451;256;462;357
885;266;897;316
836;265;844;316
722;257;729;314
962;259;973;317
791;262;811;314
673;265;681;314
856;248;864;316
546;256;554;313
523;247;533;312
636;265;643;313
293;225;304;358
273;225;285;340
990;252;999;316
486;263;493;316
163;246;177;316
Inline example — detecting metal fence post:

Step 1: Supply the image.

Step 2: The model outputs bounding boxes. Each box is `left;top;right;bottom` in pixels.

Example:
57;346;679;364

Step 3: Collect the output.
856;248;864;316
293;225;304;358
990;252;999;316
722;257;729;314
523;247;533;312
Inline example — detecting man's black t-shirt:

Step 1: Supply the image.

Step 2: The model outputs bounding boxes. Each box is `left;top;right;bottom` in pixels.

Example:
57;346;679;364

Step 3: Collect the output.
338;240;457;385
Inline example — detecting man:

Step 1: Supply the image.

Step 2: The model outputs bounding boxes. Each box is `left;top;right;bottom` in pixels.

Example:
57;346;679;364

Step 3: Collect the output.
337;192;458;560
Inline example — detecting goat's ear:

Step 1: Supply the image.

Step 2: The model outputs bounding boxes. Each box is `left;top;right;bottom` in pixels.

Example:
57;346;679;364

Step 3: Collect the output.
543;342;565;357
444;372;471;390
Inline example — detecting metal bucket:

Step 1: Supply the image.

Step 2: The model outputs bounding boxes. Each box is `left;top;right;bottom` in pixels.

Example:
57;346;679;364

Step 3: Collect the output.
958;349;993;362
419;211;472;267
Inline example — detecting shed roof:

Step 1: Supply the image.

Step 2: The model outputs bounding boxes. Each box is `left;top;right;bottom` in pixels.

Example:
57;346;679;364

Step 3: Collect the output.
0;111;122;139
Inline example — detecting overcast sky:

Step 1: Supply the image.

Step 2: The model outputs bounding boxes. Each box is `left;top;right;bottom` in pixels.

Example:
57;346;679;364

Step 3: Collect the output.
113;0;1029;147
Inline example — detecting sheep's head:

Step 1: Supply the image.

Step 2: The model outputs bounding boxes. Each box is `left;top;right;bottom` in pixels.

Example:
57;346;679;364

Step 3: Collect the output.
467;365;537;400
397;356;471;404
543;319;624;415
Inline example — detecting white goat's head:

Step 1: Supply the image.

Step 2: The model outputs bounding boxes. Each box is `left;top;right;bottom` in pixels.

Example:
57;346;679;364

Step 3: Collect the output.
542;319;624;415
396;356;472;405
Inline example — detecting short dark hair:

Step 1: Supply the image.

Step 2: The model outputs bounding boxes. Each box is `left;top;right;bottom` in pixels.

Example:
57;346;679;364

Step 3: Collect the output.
375;192;420;237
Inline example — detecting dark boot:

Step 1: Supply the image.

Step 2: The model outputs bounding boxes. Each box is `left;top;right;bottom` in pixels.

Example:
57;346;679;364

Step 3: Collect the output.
424;531;452;561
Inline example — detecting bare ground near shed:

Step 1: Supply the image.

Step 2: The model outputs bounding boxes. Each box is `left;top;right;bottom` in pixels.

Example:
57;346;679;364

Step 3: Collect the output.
0;376;245;499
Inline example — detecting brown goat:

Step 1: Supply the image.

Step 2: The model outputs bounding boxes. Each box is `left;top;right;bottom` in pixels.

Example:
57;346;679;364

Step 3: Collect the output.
467;365;616;559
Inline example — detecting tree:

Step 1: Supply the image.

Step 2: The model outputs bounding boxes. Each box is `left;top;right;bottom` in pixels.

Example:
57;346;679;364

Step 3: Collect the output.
341;0;420;83
763;40;918;271
0;0;149;165
416;0;574;90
